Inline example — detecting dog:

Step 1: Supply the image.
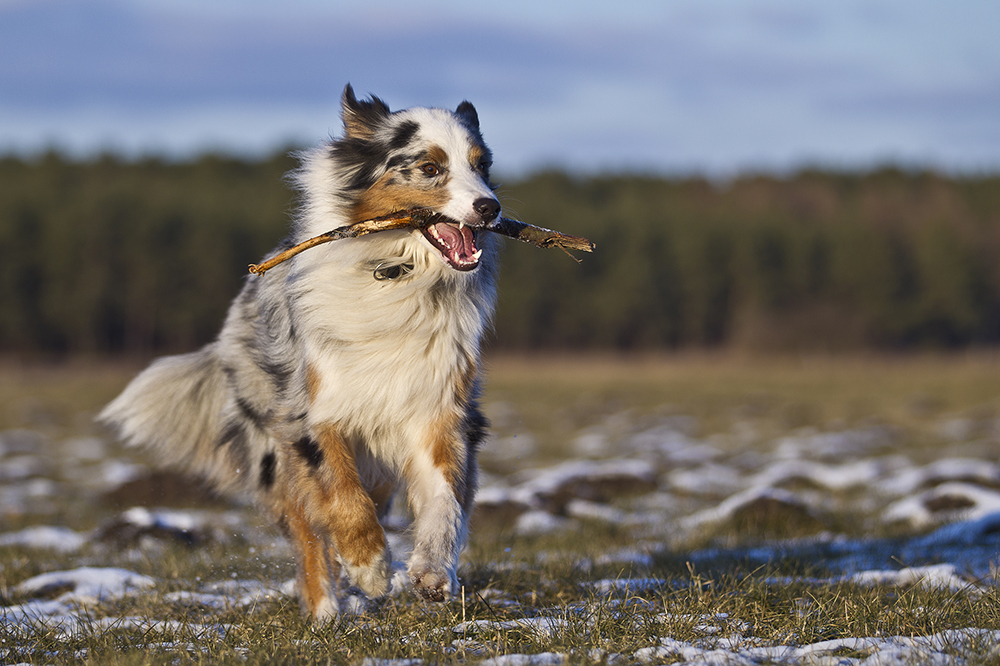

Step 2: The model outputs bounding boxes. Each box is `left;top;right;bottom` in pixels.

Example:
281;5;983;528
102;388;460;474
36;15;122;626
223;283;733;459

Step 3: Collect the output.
100;84;501;622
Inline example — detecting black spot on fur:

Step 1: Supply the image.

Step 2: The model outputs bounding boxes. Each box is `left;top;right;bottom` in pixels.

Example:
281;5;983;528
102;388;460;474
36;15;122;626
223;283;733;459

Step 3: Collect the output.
464;404;490;452
236;396;267;431
218;420;244;449
458;403;489;512
218;420;251;474
386;152;420;171
390;120;419;151
257;358;292;392
293;436;324;469
259;452;276;489
333;137;393;193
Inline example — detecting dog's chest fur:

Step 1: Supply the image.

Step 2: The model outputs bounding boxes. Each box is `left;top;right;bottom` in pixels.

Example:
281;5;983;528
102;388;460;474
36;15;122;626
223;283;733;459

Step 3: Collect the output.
218;225;499;474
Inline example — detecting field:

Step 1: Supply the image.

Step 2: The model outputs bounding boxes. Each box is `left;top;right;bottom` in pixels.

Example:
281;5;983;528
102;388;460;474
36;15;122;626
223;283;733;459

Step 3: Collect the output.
3;353;1000;664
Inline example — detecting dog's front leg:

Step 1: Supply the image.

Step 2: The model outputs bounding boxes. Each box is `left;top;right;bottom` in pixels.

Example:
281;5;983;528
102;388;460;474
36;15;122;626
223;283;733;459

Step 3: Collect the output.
405;418;477;601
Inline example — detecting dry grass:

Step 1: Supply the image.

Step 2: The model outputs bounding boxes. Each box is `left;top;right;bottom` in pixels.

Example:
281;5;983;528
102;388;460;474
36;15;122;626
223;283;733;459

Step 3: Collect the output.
483;351;1000;458
4;352;1000;664
4;528;1000;665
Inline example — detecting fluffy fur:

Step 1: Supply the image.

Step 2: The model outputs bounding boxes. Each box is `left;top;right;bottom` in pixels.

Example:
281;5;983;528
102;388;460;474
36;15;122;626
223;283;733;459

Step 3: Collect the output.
100;85;502;622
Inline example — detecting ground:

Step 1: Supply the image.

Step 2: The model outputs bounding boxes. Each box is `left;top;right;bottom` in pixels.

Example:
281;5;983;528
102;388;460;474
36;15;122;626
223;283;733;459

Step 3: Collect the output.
2;353;1000;665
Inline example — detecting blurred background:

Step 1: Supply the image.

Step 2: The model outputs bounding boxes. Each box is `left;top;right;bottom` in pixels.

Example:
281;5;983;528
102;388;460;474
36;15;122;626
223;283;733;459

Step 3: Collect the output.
1;0;999;357
3;0;1000;590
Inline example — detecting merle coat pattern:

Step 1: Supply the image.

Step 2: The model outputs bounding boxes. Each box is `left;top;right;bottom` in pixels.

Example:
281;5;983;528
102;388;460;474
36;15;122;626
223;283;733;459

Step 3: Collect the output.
101;85;501;621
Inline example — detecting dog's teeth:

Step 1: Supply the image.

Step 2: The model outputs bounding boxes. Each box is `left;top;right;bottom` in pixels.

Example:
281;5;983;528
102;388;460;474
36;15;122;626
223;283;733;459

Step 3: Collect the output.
472;249;483;260
459;220;465;230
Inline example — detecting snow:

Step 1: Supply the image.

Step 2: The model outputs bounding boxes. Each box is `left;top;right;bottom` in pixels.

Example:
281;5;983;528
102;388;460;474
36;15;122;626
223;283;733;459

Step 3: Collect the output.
2;567;157;637
847;564;981;593
514;509;575;536
5;416;1000;661
479;653;566;666
630;628;1000;665
881;457;1000;495
0;525;87;553
118;506;201;533
14;566;155;603
680;485;813;530
453;617;568;639
883;482;1000;528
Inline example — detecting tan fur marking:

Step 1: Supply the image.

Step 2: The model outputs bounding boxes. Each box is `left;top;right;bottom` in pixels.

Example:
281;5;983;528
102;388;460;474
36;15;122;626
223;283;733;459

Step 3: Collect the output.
427;412;465;491
343;112;378;140
306;364;321;404
468;145;485;168
352;170;450;223
314;424;387;566
425;145;449;169
429;358;477;489
283;500;338;616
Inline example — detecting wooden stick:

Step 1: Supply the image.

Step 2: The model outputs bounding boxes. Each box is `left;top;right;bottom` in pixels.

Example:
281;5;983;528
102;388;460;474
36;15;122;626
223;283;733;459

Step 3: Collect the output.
248;210;437;275
485;217;595;253
248;209;593;275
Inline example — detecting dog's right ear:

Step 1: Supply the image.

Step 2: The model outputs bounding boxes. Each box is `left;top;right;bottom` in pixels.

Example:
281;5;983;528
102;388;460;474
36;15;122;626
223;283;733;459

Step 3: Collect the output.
341;84;391;139
455;101;480;132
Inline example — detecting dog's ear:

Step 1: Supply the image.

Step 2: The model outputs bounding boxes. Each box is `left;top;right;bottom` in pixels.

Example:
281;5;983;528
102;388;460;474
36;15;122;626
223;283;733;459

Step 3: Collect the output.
455;101;480;132
341;83;391;139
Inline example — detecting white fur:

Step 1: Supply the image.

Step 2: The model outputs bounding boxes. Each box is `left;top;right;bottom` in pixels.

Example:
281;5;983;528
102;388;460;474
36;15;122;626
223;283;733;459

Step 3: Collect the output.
101;91;500;619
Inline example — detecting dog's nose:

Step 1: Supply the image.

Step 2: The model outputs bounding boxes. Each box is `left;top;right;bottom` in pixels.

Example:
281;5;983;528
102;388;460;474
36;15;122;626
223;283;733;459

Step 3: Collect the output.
474;197;501;223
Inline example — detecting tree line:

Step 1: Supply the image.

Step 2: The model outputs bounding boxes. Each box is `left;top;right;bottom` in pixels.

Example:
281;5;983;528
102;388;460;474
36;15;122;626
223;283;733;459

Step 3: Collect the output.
2;151;999;356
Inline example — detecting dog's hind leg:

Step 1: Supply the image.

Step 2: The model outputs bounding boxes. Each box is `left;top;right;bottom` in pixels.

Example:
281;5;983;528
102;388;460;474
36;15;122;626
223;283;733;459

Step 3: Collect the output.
296;425;393;600
280;499;342;622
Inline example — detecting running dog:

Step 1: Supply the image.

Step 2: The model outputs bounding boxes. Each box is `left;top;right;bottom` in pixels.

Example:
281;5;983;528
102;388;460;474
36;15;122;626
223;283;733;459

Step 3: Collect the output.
100;84;501;621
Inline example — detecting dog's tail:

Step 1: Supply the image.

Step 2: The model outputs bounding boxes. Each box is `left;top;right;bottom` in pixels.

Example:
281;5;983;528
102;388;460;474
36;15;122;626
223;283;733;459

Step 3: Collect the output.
100;345;237;493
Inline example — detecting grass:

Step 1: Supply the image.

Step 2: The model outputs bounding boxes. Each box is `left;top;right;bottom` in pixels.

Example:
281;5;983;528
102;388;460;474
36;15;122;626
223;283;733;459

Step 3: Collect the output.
5;529;1000;665
5;351;1000;448
483;351;1000;461
4;352;1000;663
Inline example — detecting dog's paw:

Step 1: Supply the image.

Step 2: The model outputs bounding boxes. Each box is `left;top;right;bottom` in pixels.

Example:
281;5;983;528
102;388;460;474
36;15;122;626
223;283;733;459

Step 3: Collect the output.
345;549;392;599
310;594;340;625
408;564;458;602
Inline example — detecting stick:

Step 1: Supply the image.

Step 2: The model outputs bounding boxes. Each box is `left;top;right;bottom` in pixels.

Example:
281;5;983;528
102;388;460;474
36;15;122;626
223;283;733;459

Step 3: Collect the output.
485;216;595;254
248;209;437;275
248;209;594;275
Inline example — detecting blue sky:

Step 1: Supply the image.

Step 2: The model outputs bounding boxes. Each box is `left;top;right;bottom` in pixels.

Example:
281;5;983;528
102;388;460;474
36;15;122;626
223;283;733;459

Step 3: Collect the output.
1;0;998;176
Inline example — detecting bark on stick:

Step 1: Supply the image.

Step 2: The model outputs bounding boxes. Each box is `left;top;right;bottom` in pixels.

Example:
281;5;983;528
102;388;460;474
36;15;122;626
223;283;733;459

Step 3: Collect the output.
248;209;593;275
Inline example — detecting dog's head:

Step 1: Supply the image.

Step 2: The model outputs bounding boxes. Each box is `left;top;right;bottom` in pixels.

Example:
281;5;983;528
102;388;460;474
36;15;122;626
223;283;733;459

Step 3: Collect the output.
330;84;500;273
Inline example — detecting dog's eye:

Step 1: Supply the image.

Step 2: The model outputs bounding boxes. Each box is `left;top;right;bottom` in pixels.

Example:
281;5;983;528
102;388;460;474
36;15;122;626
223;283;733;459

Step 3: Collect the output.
420;163;440;176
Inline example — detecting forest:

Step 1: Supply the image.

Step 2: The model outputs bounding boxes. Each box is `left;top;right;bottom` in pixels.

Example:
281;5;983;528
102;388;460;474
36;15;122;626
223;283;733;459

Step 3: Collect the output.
1;151;999;355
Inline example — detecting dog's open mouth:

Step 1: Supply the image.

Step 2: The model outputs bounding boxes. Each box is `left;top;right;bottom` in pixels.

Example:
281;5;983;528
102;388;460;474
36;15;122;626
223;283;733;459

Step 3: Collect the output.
421;221;483;271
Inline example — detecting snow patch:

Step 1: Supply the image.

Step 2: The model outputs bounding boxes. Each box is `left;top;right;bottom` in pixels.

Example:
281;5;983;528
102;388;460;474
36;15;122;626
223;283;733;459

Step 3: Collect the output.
0;525;88;553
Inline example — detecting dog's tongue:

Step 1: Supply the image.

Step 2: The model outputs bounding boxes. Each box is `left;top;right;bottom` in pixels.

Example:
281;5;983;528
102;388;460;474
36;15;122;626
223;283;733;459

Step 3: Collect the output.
425;222;481;271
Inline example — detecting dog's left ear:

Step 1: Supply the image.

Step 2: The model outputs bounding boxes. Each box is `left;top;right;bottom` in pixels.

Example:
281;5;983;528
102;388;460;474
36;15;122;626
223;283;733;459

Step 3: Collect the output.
342;83;391;139
455;101;480;132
